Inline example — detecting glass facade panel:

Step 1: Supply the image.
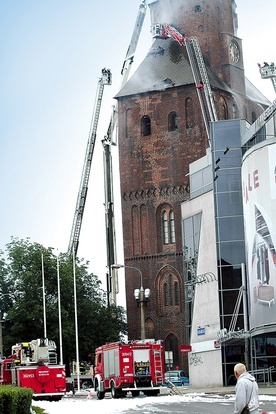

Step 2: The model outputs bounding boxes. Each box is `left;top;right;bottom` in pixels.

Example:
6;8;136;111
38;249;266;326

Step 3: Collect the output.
216;193;243;216
217;217;245;241
218;241;245;265
215;149;242;167
220;266;244;289
190;165;213;198
214;170;242;193
211;121;241;150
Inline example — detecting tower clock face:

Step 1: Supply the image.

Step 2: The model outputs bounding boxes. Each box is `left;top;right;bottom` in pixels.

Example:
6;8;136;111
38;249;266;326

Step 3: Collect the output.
229;41;240;63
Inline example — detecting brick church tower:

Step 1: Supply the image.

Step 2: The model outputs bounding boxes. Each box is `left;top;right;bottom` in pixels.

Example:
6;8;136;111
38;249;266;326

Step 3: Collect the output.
115;0;269;369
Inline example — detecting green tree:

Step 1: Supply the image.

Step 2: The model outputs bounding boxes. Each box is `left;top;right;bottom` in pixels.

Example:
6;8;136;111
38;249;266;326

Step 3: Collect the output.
1;237;127;369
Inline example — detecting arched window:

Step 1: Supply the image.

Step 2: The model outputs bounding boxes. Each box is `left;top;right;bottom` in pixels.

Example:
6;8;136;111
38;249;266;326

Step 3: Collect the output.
164;283;169;306
140;204;149;254
162;273;180;308
163;211;169;244
141;115;151;136
218;96;228;120
174;281;179;305
170;211;175;243
161;208;175;245
169;274;173;305
168;112;178;131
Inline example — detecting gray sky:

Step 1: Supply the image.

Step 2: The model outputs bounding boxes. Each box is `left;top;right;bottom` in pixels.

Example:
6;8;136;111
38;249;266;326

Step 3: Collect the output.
1;0;275;306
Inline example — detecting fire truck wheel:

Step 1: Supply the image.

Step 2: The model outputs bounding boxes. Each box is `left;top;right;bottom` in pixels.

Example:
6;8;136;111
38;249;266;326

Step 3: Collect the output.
96;390;105;400
111;382;120;399
131;390;140;397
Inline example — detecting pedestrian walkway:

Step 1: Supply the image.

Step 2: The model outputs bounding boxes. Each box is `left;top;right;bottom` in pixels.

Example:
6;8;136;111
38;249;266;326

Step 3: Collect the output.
69;383;276;399
160;383;276;396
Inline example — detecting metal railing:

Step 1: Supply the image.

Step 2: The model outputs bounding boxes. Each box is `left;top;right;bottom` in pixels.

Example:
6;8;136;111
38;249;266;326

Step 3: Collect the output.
250;366;275;386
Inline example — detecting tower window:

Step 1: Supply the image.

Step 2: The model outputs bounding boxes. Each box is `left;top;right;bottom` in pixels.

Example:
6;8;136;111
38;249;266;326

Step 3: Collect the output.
164;283;169;306
170;211;175;243
163;211;169;244
162;273;180;307
174;281;179;305
195;5;201;12
141;115;151;136
162;208;175;245
218;96;228;120
168;112;178;131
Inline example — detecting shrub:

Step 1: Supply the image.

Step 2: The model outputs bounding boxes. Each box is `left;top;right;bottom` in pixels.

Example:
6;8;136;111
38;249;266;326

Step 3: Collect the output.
0;386;33;414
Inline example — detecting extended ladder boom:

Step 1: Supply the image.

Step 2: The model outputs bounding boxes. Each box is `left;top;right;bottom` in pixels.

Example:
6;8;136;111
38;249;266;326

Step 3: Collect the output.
102;2;147;306
106;0;147;144
153;23;217;140
68;68;112;255
121;0;147;85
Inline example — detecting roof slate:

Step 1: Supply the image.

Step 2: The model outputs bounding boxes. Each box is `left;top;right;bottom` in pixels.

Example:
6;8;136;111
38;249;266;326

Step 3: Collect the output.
115;38;271;106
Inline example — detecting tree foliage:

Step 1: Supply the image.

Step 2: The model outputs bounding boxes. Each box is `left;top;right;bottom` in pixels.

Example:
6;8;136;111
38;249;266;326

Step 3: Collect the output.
0;238;127;370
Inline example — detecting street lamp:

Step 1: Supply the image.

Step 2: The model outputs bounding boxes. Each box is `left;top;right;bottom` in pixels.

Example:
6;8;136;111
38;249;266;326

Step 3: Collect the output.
109;299;117;319
112;264;150;340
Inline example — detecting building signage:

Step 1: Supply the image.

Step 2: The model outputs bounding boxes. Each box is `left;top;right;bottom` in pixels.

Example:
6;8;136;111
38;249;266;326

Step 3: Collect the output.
179;345;192;353
197;327;205;336
242;142;276;332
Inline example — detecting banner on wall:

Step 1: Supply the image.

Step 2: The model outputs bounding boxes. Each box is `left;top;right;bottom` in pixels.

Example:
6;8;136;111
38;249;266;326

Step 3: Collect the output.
242;142;276;332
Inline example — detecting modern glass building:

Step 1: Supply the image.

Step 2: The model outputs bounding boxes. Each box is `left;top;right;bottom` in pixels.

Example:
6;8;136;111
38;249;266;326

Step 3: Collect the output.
182;101;276;386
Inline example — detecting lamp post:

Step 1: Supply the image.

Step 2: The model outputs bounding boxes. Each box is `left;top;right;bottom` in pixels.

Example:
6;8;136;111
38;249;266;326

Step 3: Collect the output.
111;264;150;340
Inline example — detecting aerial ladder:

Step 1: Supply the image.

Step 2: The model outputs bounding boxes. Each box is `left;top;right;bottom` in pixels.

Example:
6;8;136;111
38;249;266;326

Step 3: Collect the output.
152;23;218;142
258;61;276;93
104;0;147;145
102;0;147;306
67;68;112;256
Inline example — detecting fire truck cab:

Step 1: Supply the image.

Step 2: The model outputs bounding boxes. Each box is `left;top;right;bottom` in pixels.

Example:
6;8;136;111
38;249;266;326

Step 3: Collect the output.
93;339;165;399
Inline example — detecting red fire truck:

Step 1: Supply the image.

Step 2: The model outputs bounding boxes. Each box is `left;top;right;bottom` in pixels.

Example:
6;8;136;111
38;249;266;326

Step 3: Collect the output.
0;338;66;401
93;339;165;399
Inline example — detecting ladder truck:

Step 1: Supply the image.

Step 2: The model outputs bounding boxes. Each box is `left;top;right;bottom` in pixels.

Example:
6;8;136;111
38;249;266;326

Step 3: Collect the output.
102;0;147;306
67;68;112;256
258;62;276;93
0;338;66;401
152;23;218;142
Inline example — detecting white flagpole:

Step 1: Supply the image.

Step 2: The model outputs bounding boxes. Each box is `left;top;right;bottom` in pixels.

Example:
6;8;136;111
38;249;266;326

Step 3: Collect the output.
57;250;63;365
41;252;47;338
73;249;80;392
